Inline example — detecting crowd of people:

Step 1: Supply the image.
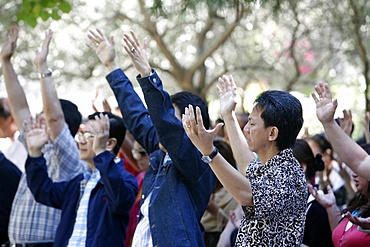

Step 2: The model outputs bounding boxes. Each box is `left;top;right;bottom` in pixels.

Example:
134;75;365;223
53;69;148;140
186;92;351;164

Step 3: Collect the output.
1;25;370;247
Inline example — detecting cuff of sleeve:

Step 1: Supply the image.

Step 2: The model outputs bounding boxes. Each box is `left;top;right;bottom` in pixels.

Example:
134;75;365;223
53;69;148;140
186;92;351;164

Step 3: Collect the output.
93;150;115;163
136;70;161;89
106;68;127;85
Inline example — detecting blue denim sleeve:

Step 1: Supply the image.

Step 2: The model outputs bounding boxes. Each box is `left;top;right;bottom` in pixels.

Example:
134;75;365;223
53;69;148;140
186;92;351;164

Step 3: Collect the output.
106;69;159;154
137;71;212;182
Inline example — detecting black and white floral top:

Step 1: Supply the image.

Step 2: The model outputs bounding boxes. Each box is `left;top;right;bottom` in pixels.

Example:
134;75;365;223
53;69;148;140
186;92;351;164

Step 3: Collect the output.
235;148;308;247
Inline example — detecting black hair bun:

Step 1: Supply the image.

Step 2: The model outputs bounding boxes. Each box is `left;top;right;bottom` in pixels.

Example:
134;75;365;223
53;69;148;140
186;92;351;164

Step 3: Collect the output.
313;153;325;172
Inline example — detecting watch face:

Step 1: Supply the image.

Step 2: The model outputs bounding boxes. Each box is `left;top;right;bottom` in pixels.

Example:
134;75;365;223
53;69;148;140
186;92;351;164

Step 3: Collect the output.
201;156;212;163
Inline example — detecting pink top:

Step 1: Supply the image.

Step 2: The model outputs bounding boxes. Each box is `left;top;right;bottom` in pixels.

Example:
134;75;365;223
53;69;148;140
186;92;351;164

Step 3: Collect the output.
332;218;370;247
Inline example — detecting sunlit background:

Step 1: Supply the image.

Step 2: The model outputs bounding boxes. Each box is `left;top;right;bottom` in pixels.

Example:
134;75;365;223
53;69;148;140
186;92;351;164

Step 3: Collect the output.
0;0;369;141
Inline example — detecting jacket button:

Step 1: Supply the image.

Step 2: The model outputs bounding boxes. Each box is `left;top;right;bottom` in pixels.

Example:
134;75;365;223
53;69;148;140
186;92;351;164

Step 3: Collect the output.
153;78;157;83
151;224;155;228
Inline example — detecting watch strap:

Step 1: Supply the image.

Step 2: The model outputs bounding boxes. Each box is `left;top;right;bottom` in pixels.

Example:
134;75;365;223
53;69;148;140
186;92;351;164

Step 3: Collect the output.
39;68;53;78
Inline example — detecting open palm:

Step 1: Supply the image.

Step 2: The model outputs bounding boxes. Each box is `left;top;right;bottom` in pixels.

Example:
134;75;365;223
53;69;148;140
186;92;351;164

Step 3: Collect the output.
1;26;18;60
311;82;338;124
87;29;116;68
218;75;238;118
24;115;49;156
308;184;336;209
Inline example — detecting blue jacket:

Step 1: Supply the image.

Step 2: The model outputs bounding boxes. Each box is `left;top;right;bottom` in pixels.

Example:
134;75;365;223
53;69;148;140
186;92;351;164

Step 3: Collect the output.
0;152;21;245
107;69;216;247
26;151;138;247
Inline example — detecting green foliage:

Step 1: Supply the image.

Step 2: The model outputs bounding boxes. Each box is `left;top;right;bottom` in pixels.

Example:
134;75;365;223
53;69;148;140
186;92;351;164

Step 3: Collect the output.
16;0;71;27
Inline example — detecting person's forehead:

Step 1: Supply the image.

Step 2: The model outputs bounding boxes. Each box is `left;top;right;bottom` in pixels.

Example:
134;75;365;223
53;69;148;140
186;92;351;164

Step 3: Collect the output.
249;107;262;120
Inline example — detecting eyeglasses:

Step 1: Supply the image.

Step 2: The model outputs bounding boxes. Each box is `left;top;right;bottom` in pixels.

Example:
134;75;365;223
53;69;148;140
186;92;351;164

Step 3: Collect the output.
131;149;147;160
75;132;95;142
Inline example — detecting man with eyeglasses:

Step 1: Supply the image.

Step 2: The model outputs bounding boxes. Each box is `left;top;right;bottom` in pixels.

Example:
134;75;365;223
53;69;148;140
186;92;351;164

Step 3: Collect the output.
25;112;138;247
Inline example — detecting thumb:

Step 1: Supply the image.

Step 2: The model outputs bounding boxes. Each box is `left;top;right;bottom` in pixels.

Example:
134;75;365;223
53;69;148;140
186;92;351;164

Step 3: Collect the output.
209;122;224;139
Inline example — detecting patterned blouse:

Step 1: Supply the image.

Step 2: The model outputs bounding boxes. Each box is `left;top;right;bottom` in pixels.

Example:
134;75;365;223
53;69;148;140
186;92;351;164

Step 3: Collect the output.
235;148;308;246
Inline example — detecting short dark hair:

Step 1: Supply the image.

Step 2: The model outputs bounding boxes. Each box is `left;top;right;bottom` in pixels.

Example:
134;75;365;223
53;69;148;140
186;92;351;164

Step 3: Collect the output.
0;98;11;119
88;112;126;155
60;99;82;137
254;90;303;150
171;91;210;129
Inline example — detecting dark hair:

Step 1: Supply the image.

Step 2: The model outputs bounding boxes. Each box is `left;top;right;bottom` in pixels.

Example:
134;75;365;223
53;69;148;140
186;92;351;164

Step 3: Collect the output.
292;139;324;181
310;133;334;159
0;98;11;118
342;143;370;218
214;139;236;170
213;139;237;191
88;112;126;155
254;90;303;150
60;99;82;137
171;91;210;129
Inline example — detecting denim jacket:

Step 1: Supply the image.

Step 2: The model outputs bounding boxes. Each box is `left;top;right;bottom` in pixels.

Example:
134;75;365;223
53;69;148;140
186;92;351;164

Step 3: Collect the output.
106;69;216;247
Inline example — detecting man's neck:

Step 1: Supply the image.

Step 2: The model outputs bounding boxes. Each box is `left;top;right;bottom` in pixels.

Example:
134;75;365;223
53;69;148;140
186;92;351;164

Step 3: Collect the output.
87;161;96;171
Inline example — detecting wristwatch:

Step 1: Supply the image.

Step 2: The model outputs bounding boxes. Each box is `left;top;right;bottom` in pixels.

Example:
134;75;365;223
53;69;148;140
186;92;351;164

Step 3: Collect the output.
39;68;53;78
201;147;219;163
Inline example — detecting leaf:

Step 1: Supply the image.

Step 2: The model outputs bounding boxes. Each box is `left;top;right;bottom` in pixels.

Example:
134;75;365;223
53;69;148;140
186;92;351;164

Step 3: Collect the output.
40;10;50;21
51;9;61;20
59;1;71;13
32;5;42;15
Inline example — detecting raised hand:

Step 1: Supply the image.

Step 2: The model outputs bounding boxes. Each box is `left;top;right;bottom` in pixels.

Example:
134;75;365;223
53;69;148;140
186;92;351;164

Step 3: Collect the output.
337;109;353;137
91;113;110;156
87;28;118;71
345;213;370;229
308;184;336;209
311;82;338;125
34;29;52;70
123;30;151;77
1;26;19;61
217;75;238;119
24;114;49;157
182;105;223;156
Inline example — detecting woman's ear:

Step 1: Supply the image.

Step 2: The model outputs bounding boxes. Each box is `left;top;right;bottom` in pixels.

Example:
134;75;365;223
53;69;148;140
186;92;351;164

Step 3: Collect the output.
268;126;279;141
106;138;117;153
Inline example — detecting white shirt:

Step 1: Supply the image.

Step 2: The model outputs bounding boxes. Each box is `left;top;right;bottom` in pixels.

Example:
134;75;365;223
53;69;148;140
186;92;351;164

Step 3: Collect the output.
0;131;27;172
131;192;153;247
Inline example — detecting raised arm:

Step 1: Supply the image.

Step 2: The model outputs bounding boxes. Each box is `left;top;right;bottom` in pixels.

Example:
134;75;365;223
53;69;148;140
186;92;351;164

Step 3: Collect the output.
312;82;370;180
308;184;341;232
217;75;255;175
182;105;253;206
88;28;158;153
1;26;31;128
24;114;68;208
34;30;64;141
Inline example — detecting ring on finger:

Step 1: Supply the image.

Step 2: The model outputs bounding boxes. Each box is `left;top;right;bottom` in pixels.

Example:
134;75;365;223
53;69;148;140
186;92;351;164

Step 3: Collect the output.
131;47;136;53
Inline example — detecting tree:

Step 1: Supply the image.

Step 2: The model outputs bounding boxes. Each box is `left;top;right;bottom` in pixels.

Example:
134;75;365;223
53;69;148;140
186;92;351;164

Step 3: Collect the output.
1;0;368;125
